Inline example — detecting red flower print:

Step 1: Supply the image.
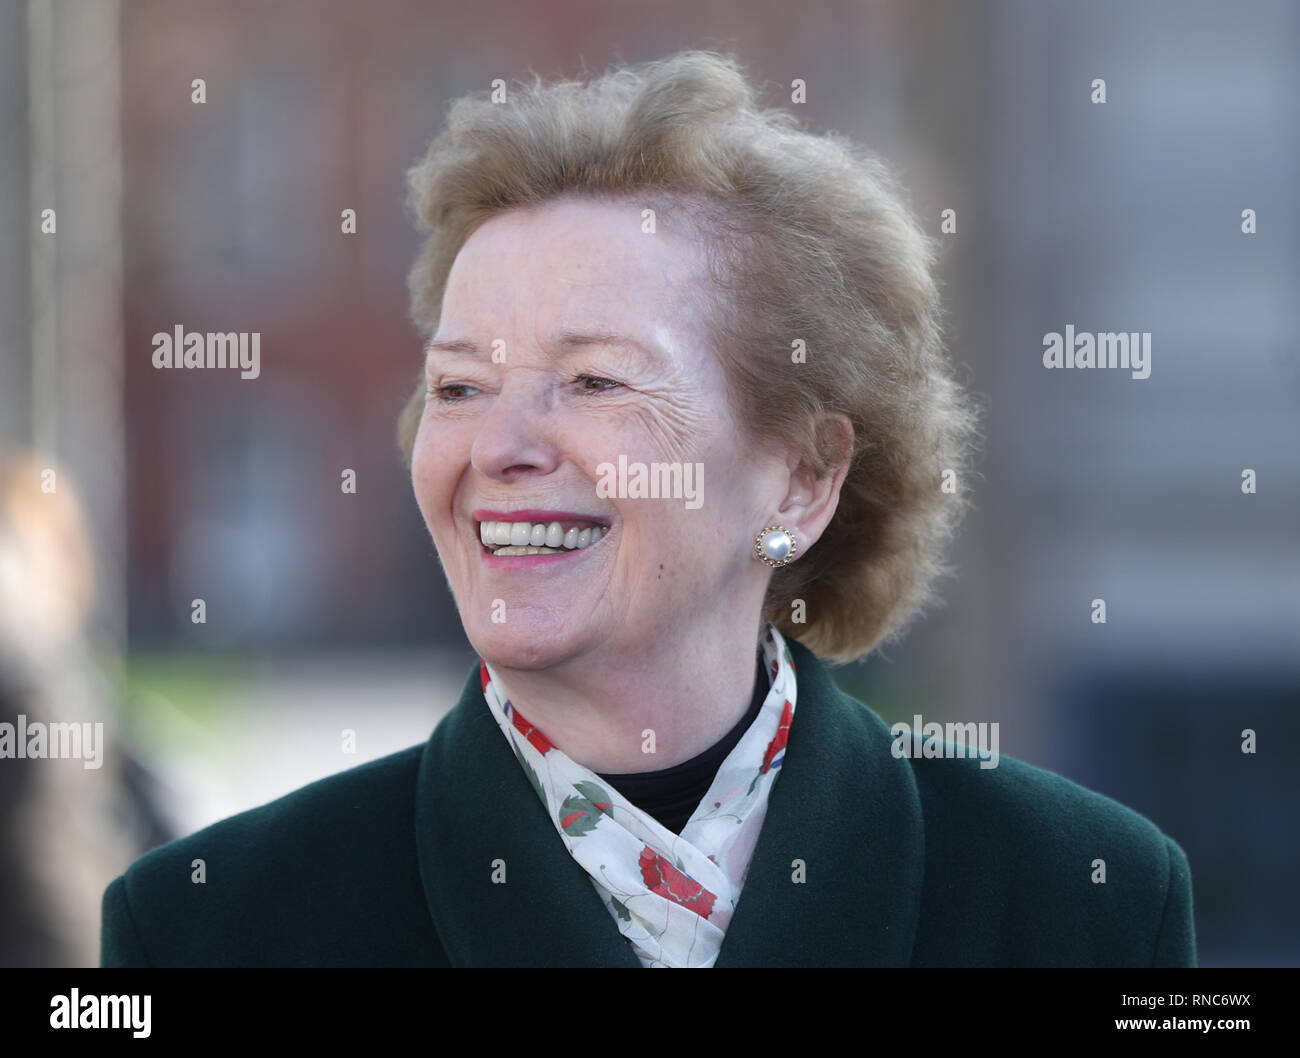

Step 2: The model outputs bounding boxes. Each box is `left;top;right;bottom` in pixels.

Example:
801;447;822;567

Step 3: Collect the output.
638;846;717;919
510;707;555;755
479;659;490;691
760;699;794;774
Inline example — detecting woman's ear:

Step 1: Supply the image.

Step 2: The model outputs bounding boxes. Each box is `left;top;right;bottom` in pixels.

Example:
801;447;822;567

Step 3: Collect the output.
774;413;854;555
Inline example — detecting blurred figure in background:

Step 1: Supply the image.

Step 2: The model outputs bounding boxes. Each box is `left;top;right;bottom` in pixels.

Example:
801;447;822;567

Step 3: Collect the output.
0;453;172;966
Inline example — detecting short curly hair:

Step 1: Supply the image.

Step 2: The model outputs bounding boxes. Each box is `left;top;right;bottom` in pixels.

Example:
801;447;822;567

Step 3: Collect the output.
398;50;980;663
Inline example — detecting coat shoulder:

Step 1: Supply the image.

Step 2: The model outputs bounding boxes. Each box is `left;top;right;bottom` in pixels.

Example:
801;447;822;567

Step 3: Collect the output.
101;743;446;967
895;725;1196;966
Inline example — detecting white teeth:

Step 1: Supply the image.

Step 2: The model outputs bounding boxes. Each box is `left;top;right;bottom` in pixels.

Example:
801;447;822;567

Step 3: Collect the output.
478;520;609;555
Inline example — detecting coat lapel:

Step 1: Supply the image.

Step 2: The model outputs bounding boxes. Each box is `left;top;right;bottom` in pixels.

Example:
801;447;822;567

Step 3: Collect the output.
713;637;925;966
414;664;641;967
414;636;925;967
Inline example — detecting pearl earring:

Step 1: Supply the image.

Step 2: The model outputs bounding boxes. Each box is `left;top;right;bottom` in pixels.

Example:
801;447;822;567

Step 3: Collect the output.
754;524;797;567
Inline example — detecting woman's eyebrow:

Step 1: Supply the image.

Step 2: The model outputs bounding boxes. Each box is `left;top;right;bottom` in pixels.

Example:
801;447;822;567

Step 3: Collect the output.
555;329;661;364
425;337;480;357
556;329;637;349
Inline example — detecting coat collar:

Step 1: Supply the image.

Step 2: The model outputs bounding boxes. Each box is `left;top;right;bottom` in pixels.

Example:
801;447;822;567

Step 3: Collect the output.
414;637;924;966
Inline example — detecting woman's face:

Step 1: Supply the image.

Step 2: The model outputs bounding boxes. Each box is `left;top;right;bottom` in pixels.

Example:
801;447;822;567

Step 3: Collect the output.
411;197;785;672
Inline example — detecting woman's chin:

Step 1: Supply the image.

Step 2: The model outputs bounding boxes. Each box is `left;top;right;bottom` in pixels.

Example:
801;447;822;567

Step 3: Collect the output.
468;620;588;671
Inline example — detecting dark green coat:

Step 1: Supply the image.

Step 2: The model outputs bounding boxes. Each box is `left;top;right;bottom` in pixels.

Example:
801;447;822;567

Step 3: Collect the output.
100;637;1196;967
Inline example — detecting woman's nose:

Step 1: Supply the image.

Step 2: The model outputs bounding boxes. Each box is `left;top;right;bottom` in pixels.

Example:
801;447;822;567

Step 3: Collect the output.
469;372;561;481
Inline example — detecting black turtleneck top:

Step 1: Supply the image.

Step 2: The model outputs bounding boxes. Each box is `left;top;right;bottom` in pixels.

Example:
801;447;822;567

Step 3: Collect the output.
596;652;769;834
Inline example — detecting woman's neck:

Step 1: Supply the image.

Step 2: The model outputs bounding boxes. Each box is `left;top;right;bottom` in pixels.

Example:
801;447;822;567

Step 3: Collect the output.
484;614;767;772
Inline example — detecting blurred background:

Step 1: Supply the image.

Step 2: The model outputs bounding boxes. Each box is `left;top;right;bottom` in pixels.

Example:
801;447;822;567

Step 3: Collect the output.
0;0;1296;967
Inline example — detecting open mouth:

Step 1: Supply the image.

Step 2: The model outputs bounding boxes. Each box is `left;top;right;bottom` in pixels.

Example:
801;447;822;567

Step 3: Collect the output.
477;518;609;557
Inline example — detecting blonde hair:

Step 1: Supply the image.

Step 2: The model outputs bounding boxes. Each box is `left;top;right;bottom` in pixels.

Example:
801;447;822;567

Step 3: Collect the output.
399;50;980;662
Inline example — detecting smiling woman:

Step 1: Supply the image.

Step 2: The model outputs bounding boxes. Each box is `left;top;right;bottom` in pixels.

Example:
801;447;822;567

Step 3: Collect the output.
101;49;1195;968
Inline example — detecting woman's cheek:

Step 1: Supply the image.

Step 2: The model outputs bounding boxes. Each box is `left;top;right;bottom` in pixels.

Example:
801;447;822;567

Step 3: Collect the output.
410;427;451;529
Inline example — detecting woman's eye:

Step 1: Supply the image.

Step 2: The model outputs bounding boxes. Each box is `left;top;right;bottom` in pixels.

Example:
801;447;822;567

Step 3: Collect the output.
575;374;622;391
429;383;479;402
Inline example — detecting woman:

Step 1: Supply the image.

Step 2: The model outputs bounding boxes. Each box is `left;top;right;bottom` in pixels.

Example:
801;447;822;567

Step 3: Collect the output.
101;50;1194;967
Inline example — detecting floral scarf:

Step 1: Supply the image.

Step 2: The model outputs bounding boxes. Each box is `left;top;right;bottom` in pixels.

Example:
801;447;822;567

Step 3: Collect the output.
479;623;798;968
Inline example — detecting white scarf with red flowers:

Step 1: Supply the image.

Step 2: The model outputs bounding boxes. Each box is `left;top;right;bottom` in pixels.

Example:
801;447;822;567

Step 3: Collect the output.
479;623;797;968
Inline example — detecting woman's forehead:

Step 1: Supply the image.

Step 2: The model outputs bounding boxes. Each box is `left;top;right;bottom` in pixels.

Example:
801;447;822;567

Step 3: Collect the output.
450;199;705;286
438;202;713;346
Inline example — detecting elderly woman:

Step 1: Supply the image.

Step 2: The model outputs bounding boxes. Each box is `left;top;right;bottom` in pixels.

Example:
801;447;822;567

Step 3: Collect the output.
101;51;1194;968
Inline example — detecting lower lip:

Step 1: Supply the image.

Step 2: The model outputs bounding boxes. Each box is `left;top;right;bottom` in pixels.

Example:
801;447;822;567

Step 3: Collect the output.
477;534;609;570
